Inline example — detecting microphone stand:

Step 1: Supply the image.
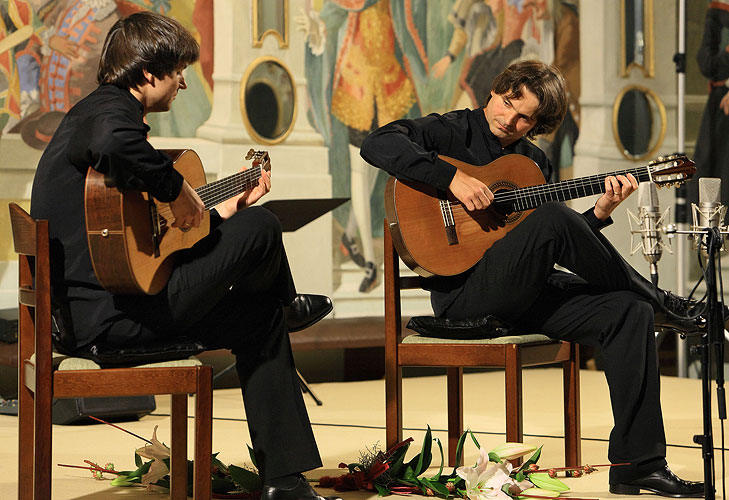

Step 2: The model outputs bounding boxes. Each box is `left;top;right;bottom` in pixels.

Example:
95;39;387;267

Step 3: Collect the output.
666;225;729;500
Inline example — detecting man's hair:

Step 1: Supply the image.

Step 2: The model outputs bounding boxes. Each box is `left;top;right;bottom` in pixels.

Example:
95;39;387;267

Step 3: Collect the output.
97;11;199;89
487;60;567;139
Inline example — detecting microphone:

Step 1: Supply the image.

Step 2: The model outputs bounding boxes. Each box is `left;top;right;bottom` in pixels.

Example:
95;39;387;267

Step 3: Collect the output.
629;181;670;285
691;177;727;253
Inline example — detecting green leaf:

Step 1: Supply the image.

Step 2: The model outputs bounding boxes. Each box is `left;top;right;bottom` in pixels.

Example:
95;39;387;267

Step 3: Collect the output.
428;480;451;496
529;473;570;492
375;483;390;496
469;430;481;450
515;471;526;482
406;426;433;476
389;445;409;477
402;465;417;482
488;452;501;463
518;445;543;473
211;477;237;494
247;445;258;468
134;452;142;468
228;464;263;493
447;431;470;479
429;437;445;481
111;476;137;487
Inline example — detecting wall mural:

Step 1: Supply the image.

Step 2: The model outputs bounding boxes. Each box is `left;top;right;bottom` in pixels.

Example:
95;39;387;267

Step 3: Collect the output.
300;0;580;293
0;0;213;147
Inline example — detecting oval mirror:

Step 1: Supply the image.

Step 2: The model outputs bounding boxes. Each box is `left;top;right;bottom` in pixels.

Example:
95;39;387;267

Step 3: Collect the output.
240;57;297;145
612;85;666;161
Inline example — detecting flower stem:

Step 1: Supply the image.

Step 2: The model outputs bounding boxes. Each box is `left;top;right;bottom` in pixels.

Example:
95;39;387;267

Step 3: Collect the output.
88;415;153;444
57;463;122;475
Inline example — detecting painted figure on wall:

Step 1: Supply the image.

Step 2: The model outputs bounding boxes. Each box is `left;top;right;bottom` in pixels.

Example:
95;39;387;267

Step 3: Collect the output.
431;0;579;177
0;0;213;149
0;0;43;135
301;0;429;293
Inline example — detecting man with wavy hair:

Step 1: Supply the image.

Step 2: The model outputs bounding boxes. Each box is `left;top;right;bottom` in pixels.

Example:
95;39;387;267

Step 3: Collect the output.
362;60;705;497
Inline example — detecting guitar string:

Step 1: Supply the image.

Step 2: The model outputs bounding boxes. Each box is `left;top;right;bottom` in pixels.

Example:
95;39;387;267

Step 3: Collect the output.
440;163;690;223
154;166;264;220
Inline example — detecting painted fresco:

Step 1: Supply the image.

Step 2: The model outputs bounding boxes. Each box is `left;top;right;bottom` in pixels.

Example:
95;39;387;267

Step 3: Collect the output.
300;0;580;293
0;0;213;147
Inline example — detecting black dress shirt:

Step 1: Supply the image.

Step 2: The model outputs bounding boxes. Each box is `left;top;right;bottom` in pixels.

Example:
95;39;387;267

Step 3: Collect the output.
30;84;188;348
361;107;610;314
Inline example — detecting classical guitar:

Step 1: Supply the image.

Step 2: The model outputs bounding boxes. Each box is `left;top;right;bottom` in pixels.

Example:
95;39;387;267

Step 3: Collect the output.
85;149;270;295
385;153;695;278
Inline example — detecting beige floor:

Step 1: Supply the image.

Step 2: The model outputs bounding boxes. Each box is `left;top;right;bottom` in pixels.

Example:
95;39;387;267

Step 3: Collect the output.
0;368;726;499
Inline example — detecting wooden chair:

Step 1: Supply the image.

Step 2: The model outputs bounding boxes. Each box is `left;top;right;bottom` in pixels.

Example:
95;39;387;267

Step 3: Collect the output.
384;221;581;466
9;203;213;500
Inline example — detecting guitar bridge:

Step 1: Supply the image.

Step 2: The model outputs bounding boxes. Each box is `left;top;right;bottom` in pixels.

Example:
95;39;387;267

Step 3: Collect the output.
439;197;459;246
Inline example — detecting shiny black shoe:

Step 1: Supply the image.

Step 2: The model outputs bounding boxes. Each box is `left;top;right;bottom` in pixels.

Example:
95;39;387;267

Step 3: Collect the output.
654;291;704;334
261;476;342;500
609;466;704;498
285;294;333;333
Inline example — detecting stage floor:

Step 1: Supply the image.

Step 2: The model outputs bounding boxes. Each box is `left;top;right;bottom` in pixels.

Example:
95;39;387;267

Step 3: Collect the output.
1;368;726;499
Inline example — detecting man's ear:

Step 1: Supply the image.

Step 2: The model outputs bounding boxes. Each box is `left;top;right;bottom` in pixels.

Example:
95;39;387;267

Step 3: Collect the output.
141;69;156;86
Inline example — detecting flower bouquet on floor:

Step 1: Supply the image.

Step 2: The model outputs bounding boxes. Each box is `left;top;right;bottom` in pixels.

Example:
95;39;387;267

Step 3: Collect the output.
318;426;611;499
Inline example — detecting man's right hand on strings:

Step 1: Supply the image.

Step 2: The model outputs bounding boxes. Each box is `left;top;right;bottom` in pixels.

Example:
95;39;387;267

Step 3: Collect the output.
448;169;494;211
170;179;204;228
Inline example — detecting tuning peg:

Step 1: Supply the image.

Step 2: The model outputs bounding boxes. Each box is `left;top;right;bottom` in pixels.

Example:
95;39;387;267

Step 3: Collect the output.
245;148;255;160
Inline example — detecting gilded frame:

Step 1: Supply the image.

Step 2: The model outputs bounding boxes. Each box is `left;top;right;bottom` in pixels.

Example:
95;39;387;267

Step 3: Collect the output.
240;56;297;145
252;0;289;49
612;84;666;161
620;0;654;77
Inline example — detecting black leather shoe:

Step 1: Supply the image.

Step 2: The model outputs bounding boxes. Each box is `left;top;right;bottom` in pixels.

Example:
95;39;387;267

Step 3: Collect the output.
261;476;342;500
285;294;333;333
654;291;704;334
609;466;704;498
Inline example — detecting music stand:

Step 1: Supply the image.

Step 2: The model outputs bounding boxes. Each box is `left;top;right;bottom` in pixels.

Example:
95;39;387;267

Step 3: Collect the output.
214;197;349;405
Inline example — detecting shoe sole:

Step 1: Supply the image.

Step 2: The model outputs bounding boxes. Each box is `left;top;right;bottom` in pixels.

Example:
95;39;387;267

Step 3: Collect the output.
609;483;705;498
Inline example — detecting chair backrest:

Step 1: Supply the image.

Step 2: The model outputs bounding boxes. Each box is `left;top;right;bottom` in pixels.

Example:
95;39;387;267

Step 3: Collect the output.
9;203;53;383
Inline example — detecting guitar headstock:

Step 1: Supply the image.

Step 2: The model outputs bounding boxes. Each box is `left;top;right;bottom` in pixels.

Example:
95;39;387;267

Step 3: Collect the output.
245;149;271;172
648;154;695;187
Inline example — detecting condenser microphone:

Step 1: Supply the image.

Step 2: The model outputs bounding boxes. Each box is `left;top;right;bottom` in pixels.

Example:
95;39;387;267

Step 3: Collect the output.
637;182;663;284
692;177;727;252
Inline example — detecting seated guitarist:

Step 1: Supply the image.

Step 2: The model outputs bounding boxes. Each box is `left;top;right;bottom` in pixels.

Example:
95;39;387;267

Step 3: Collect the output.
361;60;705;497
30;11;339;500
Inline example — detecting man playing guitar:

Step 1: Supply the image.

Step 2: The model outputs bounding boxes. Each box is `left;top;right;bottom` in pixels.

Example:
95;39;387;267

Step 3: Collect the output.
30;11;337;500
362;60;704;497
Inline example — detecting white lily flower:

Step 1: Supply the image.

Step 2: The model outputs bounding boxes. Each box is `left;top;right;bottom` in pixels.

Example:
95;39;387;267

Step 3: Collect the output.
135;426;171;487
457;458;514;500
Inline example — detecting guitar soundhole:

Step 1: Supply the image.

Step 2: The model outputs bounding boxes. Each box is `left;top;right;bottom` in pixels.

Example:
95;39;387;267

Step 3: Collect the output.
490;181;523;224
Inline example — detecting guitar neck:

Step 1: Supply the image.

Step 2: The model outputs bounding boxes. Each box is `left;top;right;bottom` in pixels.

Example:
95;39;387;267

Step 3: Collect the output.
195;166;262;210
494;165;652;211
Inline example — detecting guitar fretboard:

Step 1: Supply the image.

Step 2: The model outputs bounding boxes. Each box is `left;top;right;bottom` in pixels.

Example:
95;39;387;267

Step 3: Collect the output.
195;165;263;210
493;166;652;211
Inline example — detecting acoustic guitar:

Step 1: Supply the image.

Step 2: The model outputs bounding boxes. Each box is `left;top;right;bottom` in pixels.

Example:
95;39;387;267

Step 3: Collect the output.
85;148;270;295
385;153;695;278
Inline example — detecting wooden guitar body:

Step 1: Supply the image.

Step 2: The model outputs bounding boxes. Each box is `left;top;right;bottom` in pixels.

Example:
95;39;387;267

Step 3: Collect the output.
85;149;210;295
385;155;545;278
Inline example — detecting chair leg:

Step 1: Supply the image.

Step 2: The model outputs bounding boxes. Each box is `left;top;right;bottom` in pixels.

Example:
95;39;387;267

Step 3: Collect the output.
170;393;188;500
385;363;403;450
18;375;34;500
563;343;581;466
446;367;464;467
34;378;53;499
194;365;213;500
504;345;523;467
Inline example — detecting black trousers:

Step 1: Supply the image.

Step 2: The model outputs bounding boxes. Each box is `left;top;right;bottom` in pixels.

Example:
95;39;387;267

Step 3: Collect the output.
442;202;667;484
106;207;322;481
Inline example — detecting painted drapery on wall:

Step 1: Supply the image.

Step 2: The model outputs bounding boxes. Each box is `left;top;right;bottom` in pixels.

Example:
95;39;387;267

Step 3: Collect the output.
0;0;213;148
301;0;580;292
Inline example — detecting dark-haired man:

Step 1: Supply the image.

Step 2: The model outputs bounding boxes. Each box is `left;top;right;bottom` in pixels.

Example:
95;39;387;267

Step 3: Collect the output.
30;11;337;500
361;60;704;497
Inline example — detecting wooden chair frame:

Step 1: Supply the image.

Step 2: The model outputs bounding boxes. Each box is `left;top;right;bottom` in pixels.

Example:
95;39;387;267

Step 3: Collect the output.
10;203;213;500
384;221;581;466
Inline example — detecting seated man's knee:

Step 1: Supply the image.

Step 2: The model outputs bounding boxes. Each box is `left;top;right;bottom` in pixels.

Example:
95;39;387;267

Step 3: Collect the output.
229;206;283;246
